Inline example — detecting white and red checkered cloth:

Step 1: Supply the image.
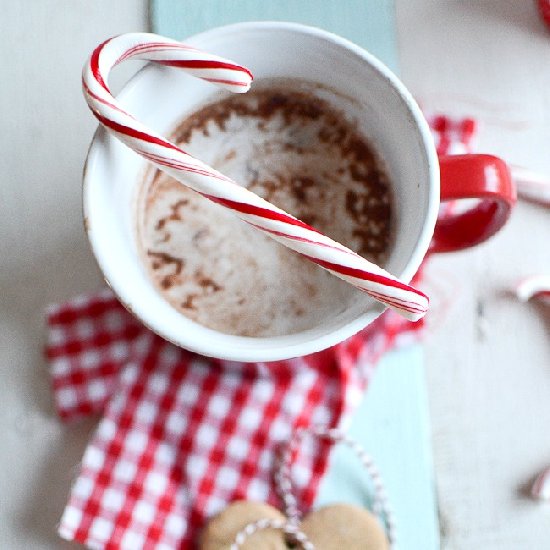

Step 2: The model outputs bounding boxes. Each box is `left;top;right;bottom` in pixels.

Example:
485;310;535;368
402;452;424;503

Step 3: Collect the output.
45;114;475;549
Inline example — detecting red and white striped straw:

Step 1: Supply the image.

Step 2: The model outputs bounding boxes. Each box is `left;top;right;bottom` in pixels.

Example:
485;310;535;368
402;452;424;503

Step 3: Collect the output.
82;33;429;321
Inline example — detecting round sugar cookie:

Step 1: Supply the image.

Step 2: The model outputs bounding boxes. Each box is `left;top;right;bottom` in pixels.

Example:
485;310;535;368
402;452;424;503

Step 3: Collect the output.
199;500;288;549
300;503;389;550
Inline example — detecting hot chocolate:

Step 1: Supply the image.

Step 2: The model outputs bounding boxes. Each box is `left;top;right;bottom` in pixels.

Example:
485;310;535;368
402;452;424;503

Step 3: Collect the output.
137;81;393;337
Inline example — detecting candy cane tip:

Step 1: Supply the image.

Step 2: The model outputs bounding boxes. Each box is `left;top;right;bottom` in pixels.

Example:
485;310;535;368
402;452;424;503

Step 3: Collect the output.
230;71;253;93
531;466;550;501
399;308;426;322
515;275;550;302
387;293;429;322
235;81;253;94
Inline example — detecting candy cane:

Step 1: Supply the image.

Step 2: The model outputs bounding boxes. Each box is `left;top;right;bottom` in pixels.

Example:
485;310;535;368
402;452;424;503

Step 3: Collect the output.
531;466;550;501
83;33;429;321
515;275;550;303
510;165;550;207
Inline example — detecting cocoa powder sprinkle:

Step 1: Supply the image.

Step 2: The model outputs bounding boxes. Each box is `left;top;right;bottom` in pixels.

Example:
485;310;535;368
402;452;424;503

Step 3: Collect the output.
138;82;393;337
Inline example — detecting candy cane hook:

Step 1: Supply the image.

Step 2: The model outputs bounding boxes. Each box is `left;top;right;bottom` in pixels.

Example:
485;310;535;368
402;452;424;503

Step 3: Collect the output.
83;33;429;321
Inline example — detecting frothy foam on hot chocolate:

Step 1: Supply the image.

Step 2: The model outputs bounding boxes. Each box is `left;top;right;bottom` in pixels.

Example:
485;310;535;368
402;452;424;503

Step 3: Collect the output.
137;81;393;337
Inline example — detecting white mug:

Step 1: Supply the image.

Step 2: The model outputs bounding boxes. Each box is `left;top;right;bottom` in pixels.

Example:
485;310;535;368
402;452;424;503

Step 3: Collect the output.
83;22;513;362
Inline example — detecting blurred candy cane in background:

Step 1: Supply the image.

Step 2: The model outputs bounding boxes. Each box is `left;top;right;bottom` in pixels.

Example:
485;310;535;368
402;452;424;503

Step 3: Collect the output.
538;0;550;29
511;166;550;208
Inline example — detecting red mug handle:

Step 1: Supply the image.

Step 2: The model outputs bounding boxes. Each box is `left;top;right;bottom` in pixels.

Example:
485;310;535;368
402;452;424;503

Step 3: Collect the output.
430;154;516;253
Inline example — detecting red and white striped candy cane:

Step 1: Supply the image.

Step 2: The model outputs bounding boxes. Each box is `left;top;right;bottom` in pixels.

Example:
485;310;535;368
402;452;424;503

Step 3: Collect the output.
531;465;550;501
510;165;550;207
515;275;550;304
274;426;396;547
82;33;429;321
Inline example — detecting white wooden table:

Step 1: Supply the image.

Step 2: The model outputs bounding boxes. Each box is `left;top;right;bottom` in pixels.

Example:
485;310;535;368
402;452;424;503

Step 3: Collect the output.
1;1;549;548
398;2;550;548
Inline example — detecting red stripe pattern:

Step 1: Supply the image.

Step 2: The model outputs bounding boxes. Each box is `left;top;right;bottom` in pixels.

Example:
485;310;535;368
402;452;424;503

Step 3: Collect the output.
82;32;428;321
48;289;423;548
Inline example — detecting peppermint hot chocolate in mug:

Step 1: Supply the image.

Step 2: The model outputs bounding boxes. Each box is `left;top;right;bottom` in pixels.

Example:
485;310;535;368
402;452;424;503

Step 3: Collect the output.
137;81;394;338
83;22;515;362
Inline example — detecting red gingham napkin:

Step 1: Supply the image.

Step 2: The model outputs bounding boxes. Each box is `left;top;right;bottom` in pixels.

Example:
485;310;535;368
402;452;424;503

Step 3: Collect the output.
45;114;475;549
425;114;476;156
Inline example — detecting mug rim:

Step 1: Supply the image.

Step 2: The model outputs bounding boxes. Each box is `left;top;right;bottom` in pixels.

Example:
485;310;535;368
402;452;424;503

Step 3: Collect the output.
83;21;439;362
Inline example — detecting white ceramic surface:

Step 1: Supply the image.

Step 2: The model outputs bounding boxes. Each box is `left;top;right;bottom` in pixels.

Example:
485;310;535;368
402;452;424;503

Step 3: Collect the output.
83;22;439;361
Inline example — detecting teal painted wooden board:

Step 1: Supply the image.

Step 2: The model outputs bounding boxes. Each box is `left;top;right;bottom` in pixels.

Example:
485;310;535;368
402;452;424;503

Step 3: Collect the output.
151;0;399;72
315;345;439;549
152;2;439;547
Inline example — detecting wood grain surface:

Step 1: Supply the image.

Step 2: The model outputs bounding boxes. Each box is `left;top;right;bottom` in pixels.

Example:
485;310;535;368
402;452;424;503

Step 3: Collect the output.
1;1;549;549
397;2;550;548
